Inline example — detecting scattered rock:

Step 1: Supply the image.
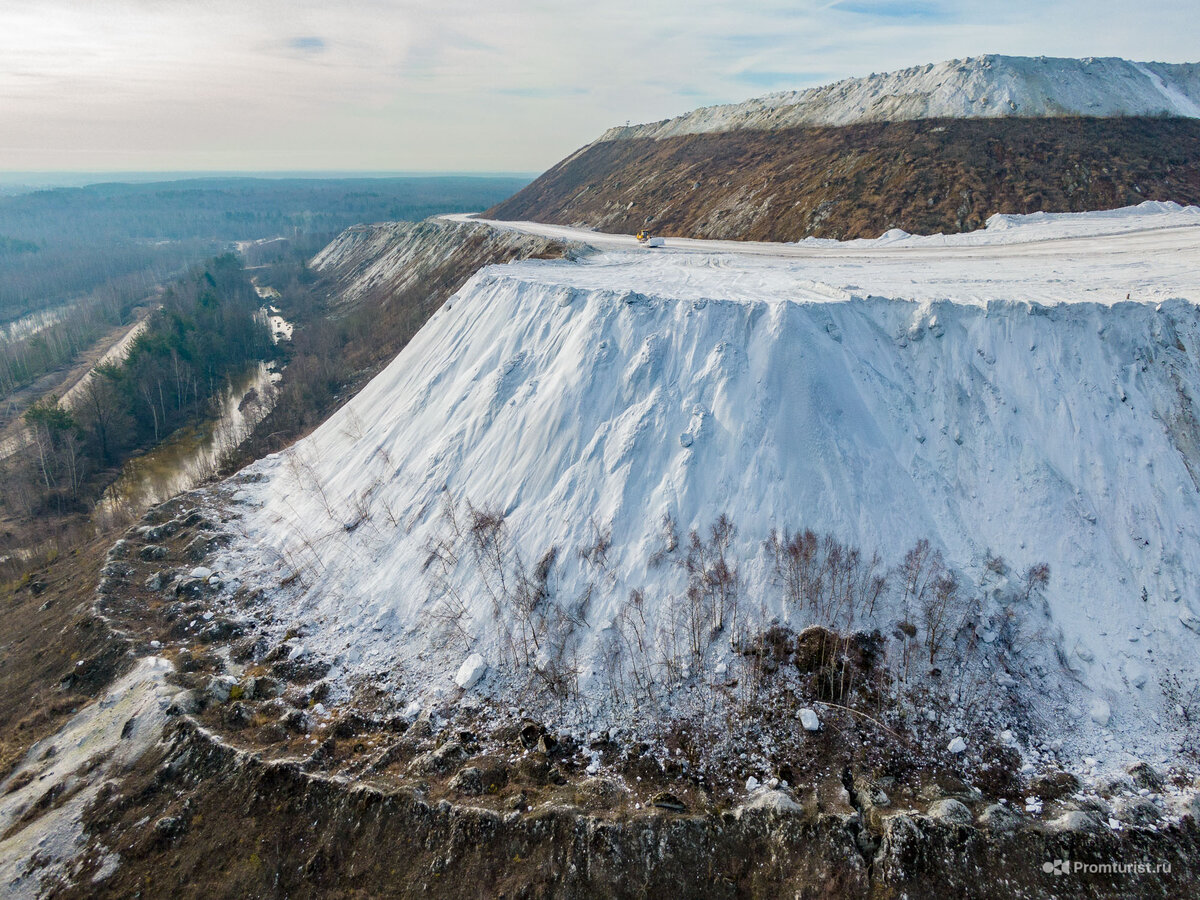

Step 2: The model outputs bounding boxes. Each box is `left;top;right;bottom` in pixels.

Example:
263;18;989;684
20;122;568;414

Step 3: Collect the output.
329;713;374;739
408;741;467;776
139;544;168;561
281;709;309;732
947;736;967;754
519;721;545;750
798;708;820;731
1119;797;1162;826
651;791;687;812
154;816;188;841
979;803;1022;831
198;619;243;644
242;676;282;701
449;766;483;796
744;790;803;815
1089;698;1111;726
175;578;205;600
1030;769;1081;801
205;675;238;704
1127;761;1164;791
166;690;201;717
222;702;254;730
1047;810;1102;833
927;798;973;825
575;777;626;810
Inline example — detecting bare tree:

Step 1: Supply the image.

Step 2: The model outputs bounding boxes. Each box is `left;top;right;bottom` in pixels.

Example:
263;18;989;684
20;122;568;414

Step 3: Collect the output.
681;514;740;663
921;570;960;666
75;362;134;466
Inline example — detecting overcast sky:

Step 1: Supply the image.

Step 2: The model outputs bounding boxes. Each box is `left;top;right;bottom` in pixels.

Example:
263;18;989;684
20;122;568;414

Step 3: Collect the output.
1;0;1196;174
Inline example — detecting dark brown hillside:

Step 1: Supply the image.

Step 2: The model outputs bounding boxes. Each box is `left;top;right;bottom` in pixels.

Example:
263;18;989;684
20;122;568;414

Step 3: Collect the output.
487;116;1200;240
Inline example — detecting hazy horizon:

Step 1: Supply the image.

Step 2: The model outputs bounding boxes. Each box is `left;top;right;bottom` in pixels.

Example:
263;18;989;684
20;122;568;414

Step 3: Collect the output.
0;170;540;182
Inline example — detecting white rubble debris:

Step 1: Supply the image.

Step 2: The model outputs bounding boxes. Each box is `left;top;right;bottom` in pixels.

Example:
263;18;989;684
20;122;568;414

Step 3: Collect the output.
799;708;820;732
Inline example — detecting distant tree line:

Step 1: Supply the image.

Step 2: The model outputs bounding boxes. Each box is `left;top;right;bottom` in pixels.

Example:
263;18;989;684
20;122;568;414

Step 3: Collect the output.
0;176;529;324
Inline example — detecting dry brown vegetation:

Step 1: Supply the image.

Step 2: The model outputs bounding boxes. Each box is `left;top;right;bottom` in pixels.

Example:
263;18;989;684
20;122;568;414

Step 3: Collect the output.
0;535;124;783
486;116;1200;240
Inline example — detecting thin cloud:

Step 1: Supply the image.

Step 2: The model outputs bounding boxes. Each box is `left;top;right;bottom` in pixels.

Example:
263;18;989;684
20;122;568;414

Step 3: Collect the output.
827;0;949;19
286;36;327;54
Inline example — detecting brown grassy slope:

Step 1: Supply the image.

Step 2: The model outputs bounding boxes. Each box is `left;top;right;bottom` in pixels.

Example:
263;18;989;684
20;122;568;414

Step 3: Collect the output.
486;116;1200;240
0;537;125;782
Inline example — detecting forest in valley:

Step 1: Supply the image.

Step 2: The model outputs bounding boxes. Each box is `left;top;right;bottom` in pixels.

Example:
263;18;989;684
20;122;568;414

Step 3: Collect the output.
4;254;271;518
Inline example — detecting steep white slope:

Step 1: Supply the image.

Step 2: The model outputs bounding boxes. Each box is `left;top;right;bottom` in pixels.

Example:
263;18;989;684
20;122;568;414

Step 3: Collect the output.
215;206;1200;770
598;55;1200;141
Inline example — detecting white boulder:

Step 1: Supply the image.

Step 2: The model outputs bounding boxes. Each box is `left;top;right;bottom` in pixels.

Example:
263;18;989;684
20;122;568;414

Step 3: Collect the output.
455;653;487;690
